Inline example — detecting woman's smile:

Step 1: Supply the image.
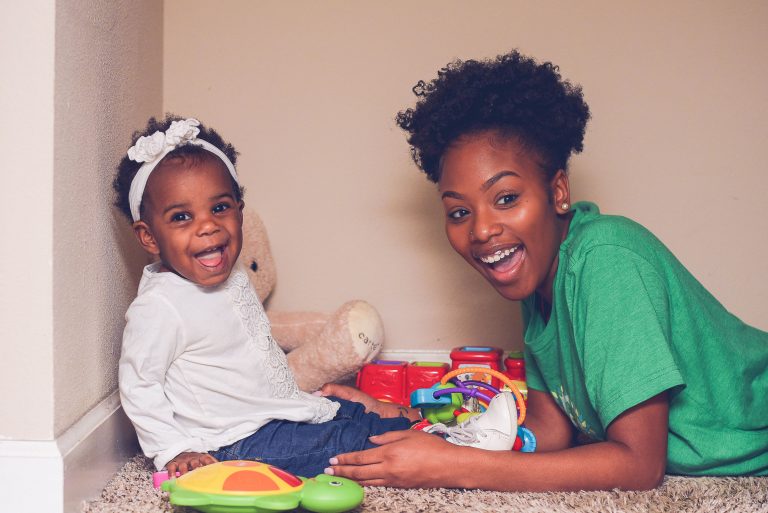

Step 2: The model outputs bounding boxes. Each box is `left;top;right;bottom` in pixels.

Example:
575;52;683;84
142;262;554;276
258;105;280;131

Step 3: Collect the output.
475;244;525;282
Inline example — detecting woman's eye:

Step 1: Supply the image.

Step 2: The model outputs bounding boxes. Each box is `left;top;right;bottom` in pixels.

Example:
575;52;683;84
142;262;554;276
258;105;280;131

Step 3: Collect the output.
212;203;230;214
448;208;469;220
171;212;191;222
496;194;518;206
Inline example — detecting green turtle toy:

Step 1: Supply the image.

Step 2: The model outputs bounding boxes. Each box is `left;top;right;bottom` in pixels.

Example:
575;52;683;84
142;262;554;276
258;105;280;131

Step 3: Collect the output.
160;460;364;513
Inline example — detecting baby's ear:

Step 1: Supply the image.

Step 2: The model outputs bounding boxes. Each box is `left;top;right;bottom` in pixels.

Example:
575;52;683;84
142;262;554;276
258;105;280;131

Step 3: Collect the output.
132;221;161;256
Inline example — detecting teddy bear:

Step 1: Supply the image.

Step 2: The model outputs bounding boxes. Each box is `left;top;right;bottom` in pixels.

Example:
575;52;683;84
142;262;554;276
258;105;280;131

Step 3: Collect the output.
241;208;383;392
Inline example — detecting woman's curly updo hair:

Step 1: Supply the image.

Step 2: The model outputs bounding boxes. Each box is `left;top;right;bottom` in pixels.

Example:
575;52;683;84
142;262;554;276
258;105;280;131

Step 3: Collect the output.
396;50;590;183
113;114;243;222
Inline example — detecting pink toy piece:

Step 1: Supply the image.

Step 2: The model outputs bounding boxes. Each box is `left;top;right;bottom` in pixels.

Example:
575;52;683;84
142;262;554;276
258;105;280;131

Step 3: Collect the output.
153;469;181;488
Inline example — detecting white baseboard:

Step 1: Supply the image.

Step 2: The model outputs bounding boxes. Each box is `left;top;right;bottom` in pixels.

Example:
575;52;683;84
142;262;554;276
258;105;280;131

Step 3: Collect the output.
378;348;451;363
0;390;138;513
61;391;138;513
0;439;63;513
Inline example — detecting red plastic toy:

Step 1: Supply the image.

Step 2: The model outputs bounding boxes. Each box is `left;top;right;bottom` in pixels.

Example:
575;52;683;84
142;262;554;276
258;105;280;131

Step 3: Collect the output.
357;360;448;406
503;351;526;381
406;362;449;400
356;360;408;405
449;346;504;389
501;351;528;402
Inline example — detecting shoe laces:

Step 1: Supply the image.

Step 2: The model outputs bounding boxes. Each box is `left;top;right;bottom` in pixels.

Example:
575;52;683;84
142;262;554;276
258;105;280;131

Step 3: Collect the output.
426;416;486;445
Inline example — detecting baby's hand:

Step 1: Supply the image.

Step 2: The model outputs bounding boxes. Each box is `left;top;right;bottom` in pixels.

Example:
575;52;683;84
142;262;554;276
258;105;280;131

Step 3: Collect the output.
319;383;420;422
166;451;218;477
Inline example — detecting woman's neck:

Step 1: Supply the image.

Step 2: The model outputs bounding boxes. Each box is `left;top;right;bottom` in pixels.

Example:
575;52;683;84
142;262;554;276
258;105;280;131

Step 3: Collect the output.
536;211;573;322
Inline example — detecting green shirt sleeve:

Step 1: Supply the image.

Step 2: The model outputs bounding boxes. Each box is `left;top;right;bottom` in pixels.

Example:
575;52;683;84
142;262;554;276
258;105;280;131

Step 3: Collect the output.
523;343;546;392
569;245;685;427
521;299;547;393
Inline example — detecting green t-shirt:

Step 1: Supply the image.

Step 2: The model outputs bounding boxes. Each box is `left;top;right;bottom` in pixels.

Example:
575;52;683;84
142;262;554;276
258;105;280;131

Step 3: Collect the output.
523;202;768;476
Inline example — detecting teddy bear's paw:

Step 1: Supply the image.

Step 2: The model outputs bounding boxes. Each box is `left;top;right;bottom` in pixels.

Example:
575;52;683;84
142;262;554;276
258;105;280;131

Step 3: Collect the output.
286;300;384;392
341;300;384;361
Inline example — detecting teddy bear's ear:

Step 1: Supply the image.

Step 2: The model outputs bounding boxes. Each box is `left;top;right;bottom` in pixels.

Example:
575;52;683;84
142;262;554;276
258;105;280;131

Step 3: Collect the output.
240;208;277;301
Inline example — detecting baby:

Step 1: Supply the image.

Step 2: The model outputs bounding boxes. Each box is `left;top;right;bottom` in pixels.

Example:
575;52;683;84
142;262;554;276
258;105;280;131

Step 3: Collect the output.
114;115;416;478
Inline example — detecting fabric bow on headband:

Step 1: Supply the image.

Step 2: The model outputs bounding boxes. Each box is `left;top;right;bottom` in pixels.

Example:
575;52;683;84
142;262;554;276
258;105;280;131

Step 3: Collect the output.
128;119;202;164
126;118;238;222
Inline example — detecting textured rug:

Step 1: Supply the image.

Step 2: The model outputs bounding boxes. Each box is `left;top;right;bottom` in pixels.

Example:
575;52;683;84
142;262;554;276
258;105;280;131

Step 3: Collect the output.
83;455;768;513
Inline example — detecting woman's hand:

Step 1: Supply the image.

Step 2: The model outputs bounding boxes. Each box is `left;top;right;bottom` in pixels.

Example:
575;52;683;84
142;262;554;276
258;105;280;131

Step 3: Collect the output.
325;429;464;488
166;451;218;477
326;392;670;491
319;383;420;421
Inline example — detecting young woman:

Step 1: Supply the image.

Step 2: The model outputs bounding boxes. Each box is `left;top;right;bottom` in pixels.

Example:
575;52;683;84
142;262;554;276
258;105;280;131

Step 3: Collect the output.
321;50;768;491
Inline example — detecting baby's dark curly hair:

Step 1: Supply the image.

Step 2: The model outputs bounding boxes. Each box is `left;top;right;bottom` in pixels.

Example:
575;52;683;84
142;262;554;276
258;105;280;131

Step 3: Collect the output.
396;50;590;183
113;114;243;222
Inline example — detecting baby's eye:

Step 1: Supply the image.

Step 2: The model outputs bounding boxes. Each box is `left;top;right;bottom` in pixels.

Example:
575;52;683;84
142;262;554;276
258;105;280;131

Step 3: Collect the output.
171;212;191;222
496;194;518;206
212;202;231;214
448;208;469;220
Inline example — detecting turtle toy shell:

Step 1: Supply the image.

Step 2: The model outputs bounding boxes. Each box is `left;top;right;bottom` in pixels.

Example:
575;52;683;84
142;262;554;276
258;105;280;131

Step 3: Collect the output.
161;460;364;513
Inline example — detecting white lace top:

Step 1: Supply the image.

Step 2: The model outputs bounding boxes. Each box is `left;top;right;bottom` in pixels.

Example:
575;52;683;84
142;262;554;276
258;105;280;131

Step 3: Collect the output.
119;262;339;470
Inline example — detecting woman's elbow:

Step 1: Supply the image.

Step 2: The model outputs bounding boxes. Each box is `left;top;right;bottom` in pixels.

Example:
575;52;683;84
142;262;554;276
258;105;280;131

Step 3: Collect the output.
625;461;666;491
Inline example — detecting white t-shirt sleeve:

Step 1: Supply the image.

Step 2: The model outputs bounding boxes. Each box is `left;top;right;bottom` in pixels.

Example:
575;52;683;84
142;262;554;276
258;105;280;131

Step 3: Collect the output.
118;293;205;470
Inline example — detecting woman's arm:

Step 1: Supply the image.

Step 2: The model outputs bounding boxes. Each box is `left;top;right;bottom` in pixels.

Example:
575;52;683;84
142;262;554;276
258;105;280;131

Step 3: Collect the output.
327;392;669;491
523;389;575;452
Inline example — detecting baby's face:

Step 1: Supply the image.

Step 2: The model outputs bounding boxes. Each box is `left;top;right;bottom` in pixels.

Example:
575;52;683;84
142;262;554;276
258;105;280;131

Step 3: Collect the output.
137;155;243;287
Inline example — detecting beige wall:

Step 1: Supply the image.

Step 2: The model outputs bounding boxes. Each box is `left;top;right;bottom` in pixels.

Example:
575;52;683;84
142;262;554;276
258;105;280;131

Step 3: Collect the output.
52;0;163;435
165;0;767;355
0;0;162;440
0;1;56;440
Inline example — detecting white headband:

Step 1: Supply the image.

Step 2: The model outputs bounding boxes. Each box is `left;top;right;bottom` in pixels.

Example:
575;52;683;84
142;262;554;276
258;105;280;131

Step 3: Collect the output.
127;118;238;222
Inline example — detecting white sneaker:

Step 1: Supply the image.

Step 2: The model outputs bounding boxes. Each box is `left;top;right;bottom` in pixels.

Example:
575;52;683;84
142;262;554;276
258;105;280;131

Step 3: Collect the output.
424;392;518;451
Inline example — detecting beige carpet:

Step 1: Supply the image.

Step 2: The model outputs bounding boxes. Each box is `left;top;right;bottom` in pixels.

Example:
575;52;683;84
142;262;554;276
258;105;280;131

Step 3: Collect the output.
83;455;768;513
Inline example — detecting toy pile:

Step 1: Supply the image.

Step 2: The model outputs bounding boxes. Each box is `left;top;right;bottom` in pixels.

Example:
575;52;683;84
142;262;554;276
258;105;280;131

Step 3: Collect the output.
357;346;535;452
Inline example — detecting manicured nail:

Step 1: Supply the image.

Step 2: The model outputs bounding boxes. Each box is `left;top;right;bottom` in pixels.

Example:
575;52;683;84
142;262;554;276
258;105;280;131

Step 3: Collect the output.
328;457;338;465
312;391;323;396
324;467;335;475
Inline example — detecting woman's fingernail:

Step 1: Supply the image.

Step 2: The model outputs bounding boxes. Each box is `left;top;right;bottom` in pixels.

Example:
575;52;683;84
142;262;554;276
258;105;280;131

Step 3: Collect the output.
312;391;323;396
324;467;335;475
329;457;338;465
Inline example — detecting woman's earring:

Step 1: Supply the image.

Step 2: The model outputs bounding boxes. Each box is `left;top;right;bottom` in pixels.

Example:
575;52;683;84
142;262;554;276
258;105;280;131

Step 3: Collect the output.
561;202;569;210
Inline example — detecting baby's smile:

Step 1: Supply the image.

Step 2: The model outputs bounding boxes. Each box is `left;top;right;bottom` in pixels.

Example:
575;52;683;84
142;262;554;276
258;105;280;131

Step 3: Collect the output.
196;245;226;268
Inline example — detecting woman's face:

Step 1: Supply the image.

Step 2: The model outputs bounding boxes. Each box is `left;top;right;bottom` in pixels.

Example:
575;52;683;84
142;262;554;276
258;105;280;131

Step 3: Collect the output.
438;132;571;302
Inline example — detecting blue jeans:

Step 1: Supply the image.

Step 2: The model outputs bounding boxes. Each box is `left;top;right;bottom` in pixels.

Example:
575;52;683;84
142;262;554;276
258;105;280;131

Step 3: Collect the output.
211;397;411;477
